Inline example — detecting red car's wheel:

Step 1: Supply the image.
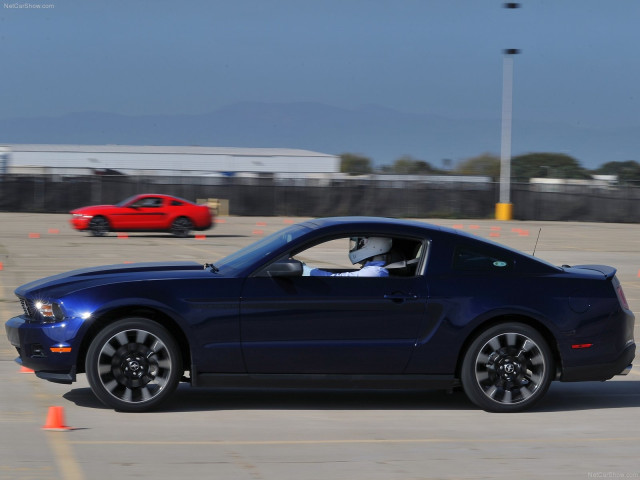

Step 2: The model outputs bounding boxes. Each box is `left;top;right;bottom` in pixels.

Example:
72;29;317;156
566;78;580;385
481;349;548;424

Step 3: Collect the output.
171;217;193;237
88;216;110;236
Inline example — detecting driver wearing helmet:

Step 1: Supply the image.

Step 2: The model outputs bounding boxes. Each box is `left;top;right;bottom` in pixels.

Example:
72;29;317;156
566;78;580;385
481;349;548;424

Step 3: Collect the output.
303;236;392;277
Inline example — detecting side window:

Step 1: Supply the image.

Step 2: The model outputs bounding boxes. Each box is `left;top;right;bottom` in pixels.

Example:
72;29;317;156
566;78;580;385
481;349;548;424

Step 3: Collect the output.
291;236;425;277
453;246;513;272
133;197;163;208
171;200;183;206
294;238;353;271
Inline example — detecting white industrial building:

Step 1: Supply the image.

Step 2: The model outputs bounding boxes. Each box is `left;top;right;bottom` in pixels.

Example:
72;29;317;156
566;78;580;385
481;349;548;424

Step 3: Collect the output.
0;144;340;176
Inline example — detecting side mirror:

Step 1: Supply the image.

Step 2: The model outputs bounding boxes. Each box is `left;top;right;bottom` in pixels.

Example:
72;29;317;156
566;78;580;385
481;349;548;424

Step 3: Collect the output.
256;259;303;277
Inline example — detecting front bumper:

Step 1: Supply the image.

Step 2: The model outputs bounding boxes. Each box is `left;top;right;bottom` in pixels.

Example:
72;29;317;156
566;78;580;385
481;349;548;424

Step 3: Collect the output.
70;215;91;231
5;315;79;382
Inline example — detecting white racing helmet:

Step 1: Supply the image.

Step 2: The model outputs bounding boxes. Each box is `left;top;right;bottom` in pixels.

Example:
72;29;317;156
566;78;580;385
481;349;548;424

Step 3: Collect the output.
348;236;392;264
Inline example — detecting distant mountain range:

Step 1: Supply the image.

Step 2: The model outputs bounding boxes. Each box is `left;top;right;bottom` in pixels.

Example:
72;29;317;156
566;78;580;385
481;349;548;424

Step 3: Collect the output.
1;102;637;169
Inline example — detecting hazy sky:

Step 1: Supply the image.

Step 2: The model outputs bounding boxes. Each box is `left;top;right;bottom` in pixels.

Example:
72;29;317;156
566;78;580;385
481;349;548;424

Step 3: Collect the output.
1;0;639;131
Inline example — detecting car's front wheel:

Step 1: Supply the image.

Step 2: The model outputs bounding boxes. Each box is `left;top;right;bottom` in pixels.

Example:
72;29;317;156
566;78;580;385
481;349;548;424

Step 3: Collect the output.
461;322;554;413
86;318;182;412
88;216;110;236
170;217;193;237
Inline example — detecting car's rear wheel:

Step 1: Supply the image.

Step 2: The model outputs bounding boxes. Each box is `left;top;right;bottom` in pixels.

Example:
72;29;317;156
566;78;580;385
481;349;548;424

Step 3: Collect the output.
86;318;182;412
88;216;110;236
171;217;193;237
461;322;554;413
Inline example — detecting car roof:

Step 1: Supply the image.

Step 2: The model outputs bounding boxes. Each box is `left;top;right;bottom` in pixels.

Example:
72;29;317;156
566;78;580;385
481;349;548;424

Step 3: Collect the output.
298;216;478;240
129;193;194;203
300;216;441;231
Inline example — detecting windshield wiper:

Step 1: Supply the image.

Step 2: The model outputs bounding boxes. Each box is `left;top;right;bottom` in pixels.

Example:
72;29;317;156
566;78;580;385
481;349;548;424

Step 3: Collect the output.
204;263;219;273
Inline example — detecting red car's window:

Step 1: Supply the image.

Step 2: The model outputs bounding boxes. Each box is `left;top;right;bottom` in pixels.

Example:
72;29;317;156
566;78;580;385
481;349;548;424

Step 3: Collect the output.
132;197;163;208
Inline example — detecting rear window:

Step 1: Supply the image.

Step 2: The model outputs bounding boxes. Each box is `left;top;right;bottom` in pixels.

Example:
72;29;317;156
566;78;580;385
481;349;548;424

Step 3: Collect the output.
453;246;513;272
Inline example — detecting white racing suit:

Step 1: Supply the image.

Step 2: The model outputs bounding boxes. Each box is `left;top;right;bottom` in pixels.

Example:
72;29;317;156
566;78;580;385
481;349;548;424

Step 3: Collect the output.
304;260;389;278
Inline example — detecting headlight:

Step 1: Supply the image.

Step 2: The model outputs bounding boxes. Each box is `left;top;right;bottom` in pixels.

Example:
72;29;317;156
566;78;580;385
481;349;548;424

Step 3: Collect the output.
34;301;65;322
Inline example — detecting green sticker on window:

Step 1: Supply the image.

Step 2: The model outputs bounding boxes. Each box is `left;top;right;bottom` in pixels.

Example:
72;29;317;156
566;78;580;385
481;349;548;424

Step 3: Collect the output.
493;261;508;267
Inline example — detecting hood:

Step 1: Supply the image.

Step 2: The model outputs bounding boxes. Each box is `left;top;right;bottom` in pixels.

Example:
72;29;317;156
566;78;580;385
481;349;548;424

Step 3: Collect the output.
16;261;204;298
70;205;115;214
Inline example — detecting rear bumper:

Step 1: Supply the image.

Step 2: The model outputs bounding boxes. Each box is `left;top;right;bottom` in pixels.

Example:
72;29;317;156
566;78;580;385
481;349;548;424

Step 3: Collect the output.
561;342;636;382
194;216;214;231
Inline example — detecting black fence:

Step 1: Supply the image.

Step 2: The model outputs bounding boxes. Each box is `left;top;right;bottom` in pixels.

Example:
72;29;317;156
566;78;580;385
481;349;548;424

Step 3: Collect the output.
0;174;638;223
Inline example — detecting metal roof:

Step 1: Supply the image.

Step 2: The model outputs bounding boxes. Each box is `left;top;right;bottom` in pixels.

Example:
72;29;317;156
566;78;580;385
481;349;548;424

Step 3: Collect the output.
2;144;335;158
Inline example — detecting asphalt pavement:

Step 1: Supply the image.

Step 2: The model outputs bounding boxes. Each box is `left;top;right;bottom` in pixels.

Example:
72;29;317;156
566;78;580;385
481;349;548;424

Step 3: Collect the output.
1;213;639;480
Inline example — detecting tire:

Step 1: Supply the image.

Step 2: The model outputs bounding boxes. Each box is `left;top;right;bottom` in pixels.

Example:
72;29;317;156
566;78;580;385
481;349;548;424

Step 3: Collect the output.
86;318;182;412
460;322;554;413
170;217;193;237
88;216;110;236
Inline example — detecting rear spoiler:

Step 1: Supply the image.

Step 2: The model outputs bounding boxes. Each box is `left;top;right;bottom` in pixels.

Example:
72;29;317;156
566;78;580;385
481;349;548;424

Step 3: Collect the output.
570;264;617;279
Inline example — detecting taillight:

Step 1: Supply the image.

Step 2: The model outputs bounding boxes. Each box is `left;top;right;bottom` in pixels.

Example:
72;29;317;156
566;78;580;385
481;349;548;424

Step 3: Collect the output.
616;284;630;310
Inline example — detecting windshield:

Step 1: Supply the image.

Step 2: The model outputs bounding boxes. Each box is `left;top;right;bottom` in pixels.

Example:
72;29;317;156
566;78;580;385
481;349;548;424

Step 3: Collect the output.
115;195;138;207
215;224;311;274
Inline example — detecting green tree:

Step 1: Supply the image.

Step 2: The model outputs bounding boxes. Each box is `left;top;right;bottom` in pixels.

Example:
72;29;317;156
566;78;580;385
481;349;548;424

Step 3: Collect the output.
389;155;438;174
454;153;500;179
511;153;589;180
340;153;372;175
592;160;640;184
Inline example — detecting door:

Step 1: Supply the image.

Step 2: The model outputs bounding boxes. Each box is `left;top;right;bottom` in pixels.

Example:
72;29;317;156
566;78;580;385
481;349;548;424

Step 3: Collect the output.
113;196;167;229
240;275;427;374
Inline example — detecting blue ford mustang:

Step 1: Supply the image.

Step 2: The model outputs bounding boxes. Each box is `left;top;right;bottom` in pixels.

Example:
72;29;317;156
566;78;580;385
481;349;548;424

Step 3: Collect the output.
5;217;636;412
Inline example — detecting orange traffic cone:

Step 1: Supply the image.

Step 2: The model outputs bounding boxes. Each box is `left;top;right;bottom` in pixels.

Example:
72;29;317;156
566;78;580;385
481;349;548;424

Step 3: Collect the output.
42;406;72;431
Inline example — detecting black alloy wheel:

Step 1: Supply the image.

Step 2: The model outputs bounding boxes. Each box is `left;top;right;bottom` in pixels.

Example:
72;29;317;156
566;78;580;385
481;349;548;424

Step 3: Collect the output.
86;318;182;412
170;217;193;237
88;216;110;236
461;322;554;413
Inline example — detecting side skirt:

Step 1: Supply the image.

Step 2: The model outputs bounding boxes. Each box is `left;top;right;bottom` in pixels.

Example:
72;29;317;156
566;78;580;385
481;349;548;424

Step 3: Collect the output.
191;371;458;391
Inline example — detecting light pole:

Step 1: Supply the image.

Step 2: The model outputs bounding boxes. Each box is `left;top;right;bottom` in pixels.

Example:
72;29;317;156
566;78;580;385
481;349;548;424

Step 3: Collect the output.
496;48;520;220
496;2;521;220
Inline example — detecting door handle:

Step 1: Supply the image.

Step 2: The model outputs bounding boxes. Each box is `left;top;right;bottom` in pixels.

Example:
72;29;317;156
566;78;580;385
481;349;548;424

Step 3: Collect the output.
384;292;418;303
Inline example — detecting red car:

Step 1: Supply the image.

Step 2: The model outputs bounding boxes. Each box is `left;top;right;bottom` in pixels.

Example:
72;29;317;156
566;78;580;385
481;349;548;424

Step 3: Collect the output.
70;194;214;237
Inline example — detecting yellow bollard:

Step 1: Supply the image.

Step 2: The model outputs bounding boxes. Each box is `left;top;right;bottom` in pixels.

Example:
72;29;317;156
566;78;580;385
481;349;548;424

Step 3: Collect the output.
495;203;513;221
